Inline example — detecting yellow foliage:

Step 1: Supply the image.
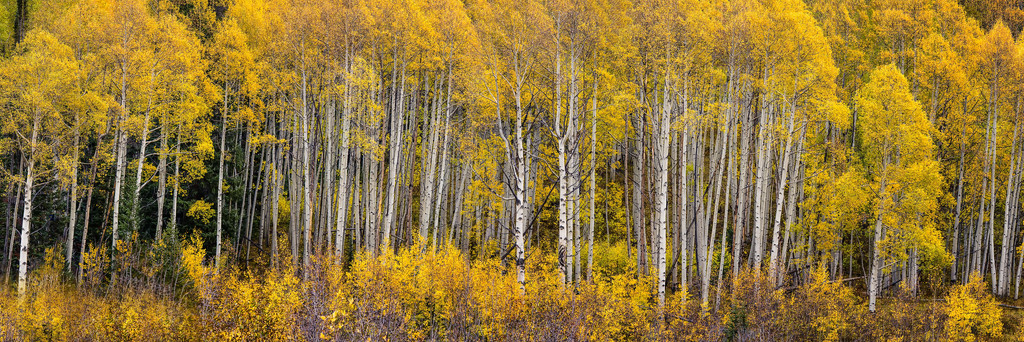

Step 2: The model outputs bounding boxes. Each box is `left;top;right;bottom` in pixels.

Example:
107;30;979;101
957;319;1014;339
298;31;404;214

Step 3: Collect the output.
179;234;304;340
323;244;666;341
945;273;1003;341
0;242;1019;340
780;266;864;341
186;200;216;224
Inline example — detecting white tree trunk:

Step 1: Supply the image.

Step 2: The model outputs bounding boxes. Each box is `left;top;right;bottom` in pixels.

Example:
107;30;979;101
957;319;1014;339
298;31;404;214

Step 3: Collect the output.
132;107;152;233
382;68;406;249
322;99;336;256
216;84;228;268
679;126;689;295
431;81;454;249
270;117;281;266
588;81;597;281
335;77;352;264
17;119;38;298
869;173;888;312
419;78;441;244
768;111;797;282
66;127;79;270
170;138;181;235
652;79;672;307
155;125;168;238
998;123;1021;294
301;69;313;274
112;127;127;252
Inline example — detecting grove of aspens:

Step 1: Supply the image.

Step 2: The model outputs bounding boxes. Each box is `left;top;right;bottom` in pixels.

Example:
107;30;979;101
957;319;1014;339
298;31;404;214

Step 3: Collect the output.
0;0;1022;340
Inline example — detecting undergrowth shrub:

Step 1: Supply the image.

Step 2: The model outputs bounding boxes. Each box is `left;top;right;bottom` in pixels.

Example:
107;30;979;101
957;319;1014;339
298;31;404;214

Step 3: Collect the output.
945;272;1003;341
0;240;1010;341
778;266;865;341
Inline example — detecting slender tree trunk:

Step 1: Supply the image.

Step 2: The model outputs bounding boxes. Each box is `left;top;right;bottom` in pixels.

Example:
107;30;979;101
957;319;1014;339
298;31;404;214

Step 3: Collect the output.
155;124;168;238
732;103;752;281
679;125;689;294
652;76;672;306
271;115;281;267
780;132;804;283
869;171;888;312
112;126;127;252
132;105;153;234
235;125;254;258
420;77;441;244
335;69;353;263
751;101;773;270
382;64;406;250
431;100;453;249
171;139;180;236
588;80;597;281
556;49;571;284
66;126;79;270
216;84;229;268
17;118;38;298
632;110;645;276
999;123;1022;295
768;110;797;282
301;68;313;275
951;139;966;281
5;161;22;284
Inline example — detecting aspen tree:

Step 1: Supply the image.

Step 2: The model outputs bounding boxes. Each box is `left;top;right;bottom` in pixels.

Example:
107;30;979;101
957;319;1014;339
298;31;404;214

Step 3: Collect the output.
209;19;258;268
1;30;76;297
858;64;941;312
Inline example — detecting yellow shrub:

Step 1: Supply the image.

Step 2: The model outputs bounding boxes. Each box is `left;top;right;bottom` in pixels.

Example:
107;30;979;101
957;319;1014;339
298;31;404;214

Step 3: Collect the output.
945;273;1002;341
80;243;109;288
7;238;1016;341
780;266;864;341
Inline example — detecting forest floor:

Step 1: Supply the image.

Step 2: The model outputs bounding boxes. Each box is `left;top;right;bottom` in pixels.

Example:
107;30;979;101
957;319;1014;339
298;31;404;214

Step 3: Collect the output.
1003;306;1024;338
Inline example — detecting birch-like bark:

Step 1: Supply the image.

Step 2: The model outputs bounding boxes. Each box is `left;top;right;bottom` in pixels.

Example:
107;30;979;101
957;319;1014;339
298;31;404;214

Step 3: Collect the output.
679;125;689;294
301;66;313;275
270;116;281;267
17;118;38;298
703;118;728;305
988;116;999;293
420;77;441;244
335;61;353;263
751;101;773;270
951;135;966;280
112;125;127;252
132;105;153;234
588;80;597;281
779;130;805;283
631;110;646;276
431;76;454;248
66;125;79;270
321;97;336;256
382;64;407;249
869;165;888;312
155;124;168;238
512;94;531;290
732;102;752;281
768;109;797;283
170;139;180;236
652;77;672;306
556;54;573;284
216;83;228;268
998;122;1021;294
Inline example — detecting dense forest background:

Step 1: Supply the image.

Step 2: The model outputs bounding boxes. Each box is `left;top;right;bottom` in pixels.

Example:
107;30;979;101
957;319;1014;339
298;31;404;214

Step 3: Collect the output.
0;0;1023;340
